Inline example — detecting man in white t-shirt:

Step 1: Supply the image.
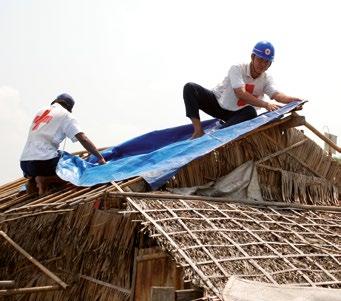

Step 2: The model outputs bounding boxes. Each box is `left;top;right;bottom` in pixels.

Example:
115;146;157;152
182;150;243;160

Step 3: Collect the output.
183;41;302;139
20;93;106;195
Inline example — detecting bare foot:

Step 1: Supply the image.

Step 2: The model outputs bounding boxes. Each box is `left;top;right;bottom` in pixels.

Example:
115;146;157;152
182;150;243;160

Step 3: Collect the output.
35;176;47;196
26;178;38;195
190;131;205;139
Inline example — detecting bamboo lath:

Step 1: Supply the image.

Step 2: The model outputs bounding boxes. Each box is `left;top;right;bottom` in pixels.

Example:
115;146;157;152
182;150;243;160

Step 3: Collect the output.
124;196;341;300
0;176;146;224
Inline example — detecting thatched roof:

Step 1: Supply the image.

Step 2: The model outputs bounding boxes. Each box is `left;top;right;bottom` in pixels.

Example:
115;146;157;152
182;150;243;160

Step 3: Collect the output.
0;113;340;301
167;125;340;206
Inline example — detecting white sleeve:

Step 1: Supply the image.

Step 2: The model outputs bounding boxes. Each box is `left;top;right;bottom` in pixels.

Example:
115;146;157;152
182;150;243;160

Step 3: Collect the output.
63;114;82;143
229;65;245;89
264;74;279;98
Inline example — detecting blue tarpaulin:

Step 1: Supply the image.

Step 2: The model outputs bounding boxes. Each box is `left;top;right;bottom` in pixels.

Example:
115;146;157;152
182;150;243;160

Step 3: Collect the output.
57;101;303;189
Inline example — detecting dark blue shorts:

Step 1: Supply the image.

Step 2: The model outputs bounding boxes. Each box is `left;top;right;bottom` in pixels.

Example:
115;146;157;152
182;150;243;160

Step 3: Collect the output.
20;156;60;178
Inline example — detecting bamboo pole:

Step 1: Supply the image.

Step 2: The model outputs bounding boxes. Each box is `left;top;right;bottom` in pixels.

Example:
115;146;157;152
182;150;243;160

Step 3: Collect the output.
301;118;341;153
261;132;323;178
0;193;37;211
0;285;61;296
109;191;341;213
0;178;26;193
256;139;308;164
71;146;109;156
0;281;15;288
1;209;73;224
0;231;68;289
80;275;131;295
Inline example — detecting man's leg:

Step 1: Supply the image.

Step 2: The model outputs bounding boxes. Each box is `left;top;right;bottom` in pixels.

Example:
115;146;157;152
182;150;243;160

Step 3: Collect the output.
37;156;65;195
35;176;47;196
183;82;223;139
20;161;38;195
220;106;257;127
21;158;64;196
26;177;38;194
35;175;64;195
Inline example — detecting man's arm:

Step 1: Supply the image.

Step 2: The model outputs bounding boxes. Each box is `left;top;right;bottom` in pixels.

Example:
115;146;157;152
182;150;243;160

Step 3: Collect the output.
234;87;279;111
271;92;301;104
75;132;106;164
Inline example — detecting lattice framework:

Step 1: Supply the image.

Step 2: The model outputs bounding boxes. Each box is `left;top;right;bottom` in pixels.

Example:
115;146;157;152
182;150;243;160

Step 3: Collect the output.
127;197;341;299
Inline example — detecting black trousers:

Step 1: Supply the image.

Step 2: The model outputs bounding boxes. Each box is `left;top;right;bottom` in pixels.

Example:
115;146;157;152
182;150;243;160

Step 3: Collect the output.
20;156;60;178
183;82;257;126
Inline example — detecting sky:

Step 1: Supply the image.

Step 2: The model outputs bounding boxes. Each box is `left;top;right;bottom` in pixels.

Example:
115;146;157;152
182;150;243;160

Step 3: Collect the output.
0;0;340;184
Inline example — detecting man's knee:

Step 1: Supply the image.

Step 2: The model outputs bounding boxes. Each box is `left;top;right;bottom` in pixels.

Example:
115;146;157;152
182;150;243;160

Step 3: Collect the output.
244;106;257;119
183;82;196;96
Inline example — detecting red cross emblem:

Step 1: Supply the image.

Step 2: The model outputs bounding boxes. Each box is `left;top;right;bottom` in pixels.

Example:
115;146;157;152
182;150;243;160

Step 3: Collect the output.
237;83;256;107
32;109;53;130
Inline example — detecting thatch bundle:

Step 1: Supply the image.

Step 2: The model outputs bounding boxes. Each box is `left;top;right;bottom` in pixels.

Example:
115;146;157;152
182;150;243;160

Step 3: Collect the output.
0;199;139;301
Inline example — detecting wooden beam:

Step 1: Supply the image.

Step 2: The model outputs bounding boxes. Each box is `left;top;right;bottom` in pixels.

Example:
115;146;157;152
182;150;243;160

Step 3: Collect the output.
109;191;341;213
137;252;168;262
129;248;138;301
151;287;175;301
279;114;305;130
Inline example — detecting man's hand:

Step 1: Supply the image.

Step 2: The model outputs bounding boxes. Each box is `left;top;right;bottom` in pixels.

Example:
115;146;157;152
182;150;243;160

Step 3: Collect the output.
98;157;106;165
272;93;303;104
76;132;107;164
265;102;281;111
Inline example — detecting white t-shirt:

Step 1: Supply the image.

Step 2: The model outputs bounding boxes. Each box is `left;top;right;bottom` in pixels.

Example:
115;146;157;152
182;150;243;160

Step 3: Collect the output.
212;63;278;111
20;103;82;161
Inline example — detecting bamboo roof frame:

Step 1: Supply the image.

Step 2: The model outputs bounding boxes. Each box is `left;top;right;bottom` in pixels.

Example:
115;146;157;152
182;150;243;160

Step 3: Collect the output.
117;190;341;300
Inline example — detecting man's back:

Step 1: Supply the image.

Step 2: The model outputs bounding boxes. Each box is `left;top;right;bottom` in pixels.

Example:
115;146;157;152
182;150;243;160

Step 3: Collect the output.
20;103;80;161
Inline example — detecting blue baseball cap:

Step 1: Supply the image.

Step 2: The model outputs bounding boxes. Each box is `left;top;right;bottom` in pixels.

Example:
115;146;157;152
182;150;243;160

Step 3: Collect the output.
54;93;75;112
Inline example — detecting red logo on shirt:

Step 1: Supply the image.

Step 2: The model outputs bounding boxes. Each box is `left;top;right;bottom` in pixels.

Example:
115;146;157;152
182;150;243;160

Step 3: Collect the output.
237;83;255;107
32;109;53;130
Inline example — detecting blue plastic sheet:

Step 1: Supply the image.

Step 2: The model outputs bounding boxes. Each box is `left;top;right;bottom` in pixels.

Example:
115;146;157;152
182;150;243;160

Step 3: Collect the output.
57;101;303;189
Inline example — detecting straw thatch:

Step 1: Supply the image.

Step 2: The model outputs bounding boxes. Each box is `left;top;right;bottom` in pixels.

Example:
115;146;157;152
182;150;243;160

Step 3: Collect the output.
0;198;138;301
167;126;340;206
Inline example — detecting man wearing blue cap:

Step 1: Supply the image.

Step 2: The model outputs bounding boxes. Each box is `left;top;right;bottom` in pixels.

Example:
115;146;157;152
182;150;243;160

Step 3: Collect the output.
20;93;106;195
183;41;302;139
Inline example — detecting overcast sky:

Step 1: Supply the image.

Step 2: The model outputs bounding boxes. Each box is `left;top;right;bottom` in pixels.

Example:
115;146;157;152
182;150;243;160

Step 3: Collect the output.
0;0;340;184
